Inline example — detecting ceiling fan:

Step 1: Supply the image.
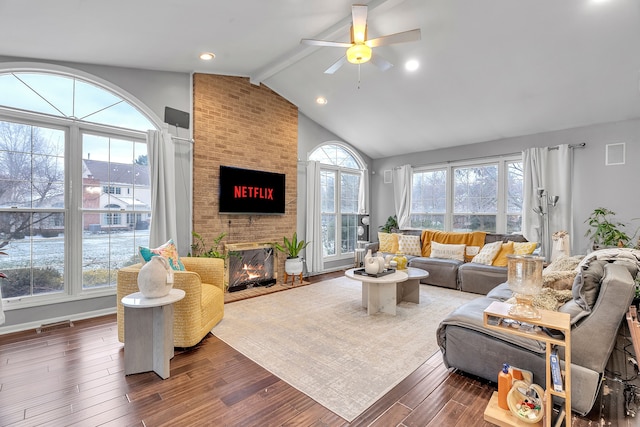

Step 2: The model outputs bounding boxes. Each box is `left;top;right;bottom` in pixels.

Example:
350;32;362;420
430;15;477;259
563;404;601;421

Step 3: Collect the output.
301;4;421;74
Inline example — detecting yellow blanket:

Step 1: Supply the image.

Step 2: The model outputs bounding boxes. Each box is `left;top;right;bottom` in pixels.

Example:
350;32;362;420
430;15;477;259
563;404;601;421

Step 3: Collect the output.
420;230;487;259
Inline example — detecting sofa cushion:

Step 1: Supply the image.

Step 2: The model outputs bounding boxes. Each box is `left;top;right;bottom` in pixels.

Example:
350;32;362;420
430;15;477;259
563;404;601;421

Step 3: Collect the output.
430;241;465;261
542;255;583;290
573;260;607;310
139;239;185;271
491;241;515;267
471;241;502;265
378;232;399;253
513;241;537;255
398;234;422;256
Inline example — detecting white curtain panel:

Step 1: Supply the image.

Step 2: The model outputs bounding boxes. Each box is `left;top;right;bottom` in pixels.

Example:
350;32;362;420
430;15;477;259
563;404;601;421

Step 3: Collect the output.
522;144;572;255
358;168;369;214
148;129;178;249
393;165;412;229
305;161;323;274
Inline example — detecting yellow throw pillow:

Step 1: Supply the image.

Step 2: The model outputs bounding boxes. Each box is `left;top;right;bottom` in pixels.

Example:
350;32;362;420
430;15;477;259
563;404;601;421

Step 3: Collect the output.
513;241;537;255
471;241;503;265
398;234;422;256
378;232;399;253
492;241;515;267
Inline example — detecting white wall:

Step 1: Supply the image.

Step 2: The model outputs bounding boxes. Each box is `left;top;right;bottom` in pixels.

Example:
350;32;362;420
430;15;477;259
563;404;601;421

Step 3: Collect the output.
371;118;640;255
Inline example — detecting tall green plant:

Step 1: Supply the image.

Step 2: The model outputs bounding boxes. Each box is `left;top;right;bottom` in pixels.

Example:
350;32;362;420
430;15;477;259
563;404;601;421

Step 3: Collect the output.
584;207;632;248
274;232;309;258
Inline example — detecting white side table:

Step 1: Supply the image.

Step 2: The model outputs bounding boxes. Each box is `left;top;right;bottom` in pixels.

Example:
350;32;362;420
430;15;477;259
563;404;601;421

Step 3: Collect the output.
121;288;185;379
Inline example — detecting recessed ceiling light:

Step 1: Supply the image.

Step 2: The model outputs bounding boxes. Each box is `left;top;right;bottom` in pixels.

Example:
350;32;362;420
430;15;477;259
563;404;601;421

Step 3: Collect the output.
199;52;216;61
316;96;328;105
405;60;420;72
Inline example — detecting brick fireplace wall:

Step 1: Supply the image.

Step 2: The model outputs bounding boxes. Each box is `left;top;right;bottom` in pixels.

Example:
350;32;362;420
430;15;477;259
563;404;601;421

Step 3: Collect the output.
192;74;298;280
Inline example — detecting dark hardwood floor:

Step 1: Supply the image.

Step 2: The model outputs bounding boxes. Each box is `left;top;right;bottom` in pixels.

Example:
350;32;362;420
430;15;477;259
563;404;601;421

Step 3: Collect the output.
1;272;638;426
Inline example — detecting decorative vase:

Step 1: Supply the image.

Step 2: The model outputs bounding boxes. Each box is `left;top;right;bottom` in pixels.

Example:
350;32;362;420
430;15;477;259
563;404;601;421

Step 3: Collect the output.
393;253;408;270
137;256;174;298
285;257;303;275
364;249;381;274
376;252;386;273
507;255;544;319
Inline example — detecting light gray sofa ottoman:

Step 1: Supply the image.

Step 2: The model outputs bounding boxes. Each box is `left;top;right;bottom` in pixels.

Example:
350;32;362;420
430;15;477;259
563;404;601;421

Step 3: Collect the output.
437;260;636;416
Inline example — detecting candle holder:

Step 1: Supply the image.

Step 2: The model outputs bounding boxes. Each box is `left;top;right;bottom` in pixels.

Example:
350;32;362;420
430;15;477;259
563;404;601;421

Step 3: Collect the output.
507;255;544;320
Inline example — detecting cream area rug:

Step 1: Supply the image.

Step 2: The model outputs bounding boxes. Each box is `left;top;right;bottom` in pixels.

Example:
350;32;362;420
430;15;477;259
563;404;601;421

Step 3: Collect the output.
211;276;477;421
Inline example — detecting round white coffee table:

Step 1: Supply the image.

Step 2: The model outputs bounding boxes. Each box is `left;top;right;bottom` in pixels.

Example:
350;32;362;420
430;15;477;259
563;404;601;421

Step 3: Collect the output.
397;267;429;304
345;268;408;315
121;288;185;379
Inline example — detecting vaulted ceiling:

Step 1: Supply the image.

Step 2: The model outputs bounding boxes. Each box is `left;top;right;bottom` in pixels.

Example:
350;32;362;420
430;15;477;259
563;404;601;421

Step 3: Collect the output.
1;0;639;158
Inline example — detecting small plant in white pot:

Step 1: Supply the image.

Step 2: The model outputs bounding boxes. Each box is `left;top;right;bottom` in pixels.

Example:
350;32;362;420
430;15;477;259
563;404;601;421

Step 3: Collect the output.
274;232;309;277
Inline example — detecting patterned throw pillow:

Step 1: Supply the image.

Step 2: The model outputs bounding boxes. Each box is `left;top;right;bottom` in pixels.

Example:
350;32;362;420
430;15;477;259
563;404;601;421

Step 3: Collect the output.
378;232;399;253
471;241;503;265
430;241;466;262
398;234;421;256
513;241;537;255
492;241;515;267
139;239;185;271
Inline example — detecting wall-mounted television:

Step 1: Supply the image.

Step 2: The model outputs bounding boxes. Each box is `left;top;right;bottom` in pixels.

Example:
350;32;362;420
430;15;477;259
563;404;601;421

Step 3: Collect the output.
219;165;286;214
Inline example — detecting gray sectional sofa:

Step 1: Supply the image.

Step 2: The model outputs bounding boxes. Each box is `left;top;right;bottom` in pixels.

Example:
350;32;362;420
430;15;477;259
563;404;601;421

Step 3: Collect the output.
437;250;639;416
365;230;528;293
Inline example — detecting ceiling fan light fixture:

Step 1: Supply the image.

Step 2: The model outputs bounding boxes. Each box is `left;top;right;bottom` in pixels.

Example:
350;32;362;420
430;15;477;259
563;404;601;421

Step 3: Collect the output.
346;44;372;64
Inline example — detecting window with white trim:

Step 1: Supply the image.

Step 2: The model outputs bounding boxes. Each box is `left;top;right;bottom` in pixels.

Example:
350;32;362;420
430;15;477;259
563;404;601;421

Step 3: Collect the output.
309;143;365;260
0;69;155;303
410;156;523;233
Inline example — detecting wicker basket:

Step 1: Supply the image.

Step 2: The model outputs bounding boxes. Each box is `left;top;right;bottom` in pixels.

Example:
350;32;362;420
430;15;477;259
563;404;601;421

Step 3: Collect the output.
507;380;545;424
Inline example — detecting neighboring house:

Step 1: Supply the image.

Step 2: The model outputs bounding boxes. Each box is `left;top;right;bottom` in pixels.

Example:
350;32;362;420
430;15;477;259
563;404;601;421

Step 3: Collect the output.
82;159;151;231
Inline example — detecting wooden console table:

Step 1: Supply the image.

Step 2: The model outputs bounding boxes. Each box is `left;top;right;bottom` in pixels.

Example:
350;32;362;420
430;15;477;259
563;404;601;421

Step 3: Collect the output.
483;301;571;427
626;306;640;360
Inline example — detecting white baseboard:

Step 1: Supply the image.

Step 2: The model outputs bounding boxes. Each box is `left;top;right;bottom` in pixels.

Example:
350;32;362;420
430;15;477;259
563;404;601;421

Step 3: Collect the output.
0;307;116;335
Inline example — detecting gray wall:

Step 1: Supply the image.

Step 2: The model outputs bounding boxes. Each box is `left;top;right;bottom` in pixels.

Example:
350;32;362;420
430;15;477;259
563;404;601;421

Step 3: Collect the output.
371;118;640;255
0;56;192;332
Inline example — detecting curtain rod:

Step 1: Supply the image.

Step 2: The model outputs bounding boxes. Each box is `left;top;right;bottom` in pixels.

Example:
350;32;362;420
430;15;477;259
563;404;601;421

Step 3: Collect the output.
394;142;587;169
171;135;194;144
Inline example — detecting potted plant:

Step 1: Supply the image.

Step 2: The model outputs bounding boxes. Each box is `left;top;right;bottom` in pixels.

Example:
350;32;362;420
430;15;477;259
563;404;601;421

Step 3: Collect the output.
189;231;229;259
274;232;309;276
379;215;399;233
584;207;632;250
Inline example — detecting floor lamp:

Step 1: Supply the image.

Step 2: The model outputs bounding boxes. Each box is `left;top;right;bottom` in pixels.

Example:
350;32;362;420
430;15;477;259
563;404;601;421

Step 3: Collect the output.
532;188;558;263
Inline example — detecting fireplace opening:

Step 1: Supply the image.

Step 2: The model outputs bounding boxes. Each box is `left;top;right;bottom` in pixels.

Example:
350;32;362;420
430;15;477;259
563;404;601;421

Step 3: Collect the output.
227;245;276;292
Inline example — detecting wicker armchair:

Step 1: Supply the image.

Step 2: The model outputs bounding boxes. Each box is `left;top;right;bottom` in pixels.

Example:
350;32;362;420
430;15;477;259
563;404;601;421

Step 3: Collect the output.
117;257;225;347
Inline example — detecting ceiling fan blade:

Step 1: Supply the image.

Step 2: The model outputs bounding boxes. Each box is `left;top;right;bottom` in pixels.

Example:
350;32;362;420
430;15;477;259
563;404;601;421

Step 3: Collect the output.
351;4;368;44
324;55;348;74
301;39;353;48
370;54;394;72
366;29;421;47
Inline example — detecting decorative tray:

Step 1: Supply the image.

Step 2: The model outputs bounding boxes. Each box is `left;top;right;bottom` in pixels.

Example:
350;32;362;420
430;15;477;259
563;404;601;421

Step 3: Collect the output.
353;268;396;278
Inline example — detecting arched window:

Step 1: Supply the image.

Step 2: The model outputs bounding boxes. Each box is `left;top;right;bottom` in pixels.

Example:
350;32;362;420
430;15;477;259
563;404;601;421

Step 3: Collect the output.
309;143;366;263
0;67;156;304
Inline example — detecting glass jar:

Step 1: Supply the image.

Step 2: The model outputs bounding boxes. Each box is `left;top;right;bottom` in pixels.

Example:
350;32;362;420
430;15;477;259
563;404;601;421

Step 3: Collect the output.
393;253;408;270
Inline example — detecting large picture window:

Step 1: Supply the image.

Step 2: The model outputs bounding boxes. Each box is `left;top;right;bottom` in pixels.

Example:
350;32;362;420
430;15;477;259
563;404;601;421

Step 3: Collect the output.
0;69;155;304
410;157;522;233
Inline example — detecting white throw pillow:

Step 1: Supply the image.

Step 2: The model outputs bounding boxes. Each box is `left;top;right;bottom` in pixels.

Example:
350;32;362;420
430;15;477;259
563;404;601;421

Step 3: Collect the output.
471;241;503;265
430;241;466;262
398;234;422;256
